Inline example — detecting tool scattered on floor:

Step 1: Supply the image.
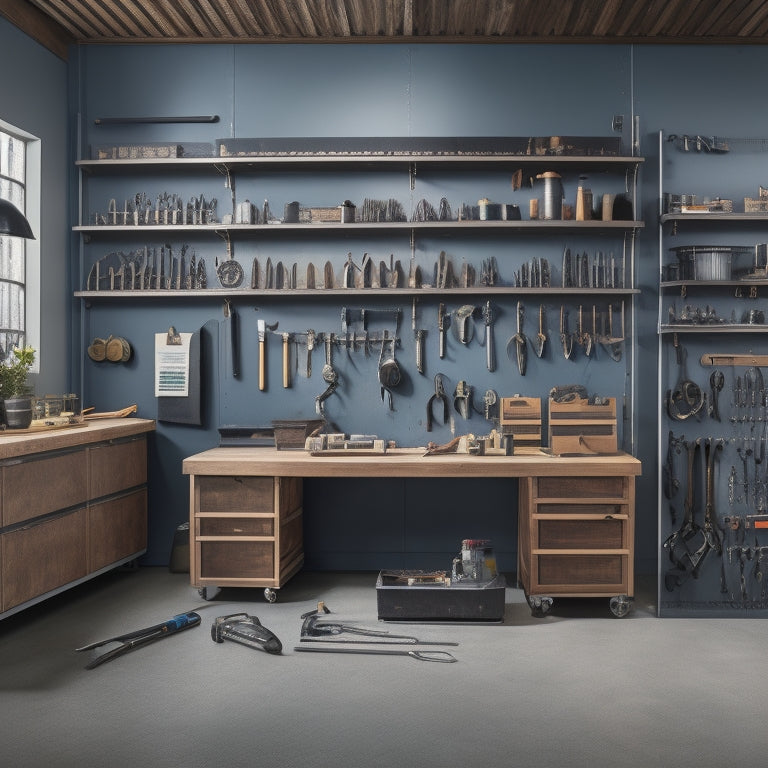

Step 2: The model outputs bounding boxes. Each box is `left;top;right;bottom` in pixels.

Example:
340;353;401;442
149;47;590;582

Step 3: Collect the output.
75;611;201;669
294;646;457;662
211;613;283;654
299;602;457;646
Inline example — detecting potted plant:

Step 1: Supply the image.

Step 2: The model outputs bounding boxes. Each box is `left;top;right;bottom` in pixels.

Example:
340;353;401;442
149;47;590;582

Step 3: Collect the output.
0;345;35;428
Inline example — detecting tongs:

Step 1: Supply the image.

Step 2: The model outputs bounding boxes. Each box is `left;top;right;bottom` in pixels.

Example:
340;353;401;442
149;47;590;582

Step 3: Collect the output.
75;612;201;669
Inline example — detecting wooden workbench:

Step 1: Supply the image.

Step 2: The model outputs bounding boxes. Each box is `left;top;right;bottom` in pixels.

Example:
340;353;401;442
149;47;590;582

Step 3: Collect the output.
183;446;641;614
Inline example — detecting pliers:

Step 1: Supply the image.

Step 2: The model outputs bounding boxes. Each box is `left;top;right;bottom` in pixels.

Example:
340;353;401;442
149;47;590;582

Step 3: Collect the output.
427;373;450;432
75;611;201;669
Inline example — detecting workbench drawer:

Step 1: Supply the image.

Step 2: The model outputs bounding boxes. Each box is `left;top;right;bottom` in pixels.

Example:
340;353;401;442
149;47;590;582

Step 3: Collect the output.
88;437;147;499
537;502;626;516
88;489;147;571
199;517;273;537
198;476;274;514
537;554;625;586
199;541;273;579
536;476;626;499
537;518;625;549
1;508;88;611
2;450;87;527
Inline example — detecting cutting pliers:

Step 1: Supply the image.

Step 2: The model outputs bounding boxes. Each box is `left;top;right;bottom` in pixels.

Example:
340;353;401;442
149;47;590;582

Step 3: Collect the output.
75;612;201;669
427;373;450;431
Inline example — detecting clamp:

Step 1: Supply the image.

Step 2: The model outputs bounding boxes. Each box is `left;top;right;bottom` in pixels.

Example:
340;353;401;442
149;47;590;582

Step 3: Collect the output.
427;373;450;432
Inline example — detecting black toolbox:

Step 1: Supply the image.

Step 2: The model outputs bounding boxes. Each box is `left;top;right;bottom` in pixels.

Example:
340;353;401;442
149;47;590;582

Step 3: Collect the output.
376;571;506;622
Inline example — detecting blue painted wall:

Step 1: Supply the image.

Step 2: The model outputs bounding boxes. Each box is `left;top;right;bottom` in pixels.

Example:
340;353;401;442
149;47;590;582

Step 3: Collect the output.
70;43;638;572
0;35;748;577
0;19;68;396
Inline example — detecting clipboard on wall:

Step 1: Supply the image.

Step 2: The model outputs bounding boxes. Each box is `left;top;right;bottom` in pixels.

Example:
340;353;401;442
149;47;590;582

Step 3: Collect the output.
155;326;202;425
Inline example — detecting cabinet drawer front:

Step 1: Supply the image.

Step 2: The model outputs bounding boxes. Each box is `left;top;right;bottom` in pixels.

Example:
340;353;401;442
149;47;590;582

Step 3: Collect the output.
89;438;147;498
537;476;625;499
538;518;624;549
199;541;273;579
89;489;147;571
537;503;626;516
198;476;274;514
537;554;624;585
199;517;274;537
1;509;88;611
2;451;87;527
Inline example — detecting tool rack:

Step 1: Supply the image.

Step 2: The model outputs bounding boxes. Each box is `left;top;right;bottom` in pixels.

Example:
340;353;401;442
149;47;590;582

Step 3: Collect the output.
658;130;768;616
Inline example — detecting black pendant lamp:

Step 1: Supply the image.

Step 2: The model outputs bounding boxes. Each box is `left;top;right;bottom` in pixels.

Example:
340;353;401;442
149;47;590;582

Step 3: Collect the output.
0;199;34;239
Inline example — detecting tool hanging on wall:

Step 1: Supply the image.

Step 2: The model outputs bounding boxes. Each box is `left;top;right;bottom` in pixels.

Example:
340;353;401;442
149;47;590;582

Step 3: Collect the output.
507;301;528;375
257;318;278;391
412;298;426;374
534;304;547;358
560;306;574;360
426;373;450;432
483;300;496;372
315;333;339;414
225;299;239;378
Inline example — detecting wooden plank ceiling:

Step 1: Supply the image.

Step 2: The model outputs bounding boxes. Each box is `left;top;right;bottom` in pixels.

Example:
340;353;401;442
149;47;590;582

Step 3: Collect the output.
3;0;768;60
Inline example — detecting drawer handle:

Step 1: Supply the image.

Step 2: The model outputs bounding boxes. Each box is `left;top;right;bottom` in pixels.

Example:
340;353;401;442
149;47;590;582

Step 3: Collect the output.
604;514;615;520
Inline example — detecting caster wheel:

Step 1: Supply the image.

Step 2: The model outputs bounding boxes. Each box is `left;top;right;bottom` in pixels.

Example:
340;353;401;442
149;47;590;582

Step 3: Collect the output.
609;595;632;618
264;588;278;603
198;587;211;600
527;595;553;617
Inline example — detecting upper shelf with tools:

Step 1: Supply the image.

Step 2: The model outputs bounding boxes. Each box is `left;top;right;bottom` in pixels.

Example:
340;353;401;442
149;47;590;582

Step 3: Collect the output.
74;136;644;298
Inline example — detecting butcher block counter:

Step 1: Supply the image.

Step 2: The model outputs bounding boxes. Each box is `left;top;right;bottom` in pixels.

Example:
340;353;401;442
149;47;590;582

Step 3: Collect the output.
0;418;155;618
183;446;641;614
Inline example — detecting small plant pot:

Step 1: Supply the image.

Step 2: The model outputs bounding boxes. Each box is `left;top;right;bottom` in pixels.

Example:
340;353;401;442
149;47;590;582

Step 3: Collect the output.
2;396;33;429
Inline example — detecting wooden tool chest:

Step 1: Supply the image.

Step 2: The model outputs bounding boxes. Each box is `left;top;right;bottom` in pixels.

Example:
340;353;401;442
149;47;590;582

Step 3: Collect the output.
189;473;303;601
547;396;617;455
518;472;635;617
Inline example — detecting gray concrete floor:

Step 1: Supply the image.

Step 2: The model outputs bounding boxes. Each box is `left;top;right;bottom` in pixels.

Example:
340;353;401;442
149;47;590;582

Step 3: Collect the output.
1;567;765;768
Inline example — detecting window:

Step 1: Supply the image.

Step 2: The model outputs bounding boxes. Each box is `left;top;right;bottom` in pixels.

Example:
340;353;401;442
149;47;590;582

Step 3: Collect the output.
0;127;28;363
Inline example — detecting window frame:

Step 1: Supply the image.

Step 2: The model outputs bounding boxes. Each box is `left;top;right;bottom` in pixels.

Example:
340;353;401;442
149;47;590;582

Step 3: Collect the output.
0;119;40;374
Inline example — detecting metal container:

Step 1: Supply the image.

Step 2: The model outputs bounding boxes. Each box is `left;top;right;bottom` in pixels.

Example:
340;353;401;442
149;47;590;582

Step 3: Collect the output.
339;200;356;223
670;245;752;281
536;171;563;220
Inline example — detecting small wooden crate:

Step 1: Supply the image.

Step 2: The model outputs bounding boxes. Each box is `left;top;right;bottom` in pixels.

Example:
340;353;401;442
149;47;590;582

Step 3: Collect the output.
499;396;542;448
746;198;768;213
547;396;617;455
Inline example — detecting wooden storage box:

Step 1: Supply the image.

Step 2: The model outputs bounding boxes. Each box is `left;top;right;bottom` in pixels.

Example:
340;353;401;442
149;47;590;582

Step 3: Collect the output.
547;396;617;455
499;396;542;448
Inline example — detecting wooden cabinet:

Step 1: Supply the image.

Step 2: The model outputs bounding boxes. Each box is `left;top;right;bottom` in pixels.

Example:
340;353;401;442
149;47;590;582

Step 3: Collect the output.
0;420;154;618
518;473;635;617
189;473;303;601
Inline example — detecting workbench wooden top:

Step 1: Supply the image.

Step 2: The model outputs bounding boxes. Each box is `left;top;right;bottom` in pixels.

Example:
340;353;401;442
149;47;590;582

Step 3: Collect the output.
0;418;156;460
182;446;641;478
